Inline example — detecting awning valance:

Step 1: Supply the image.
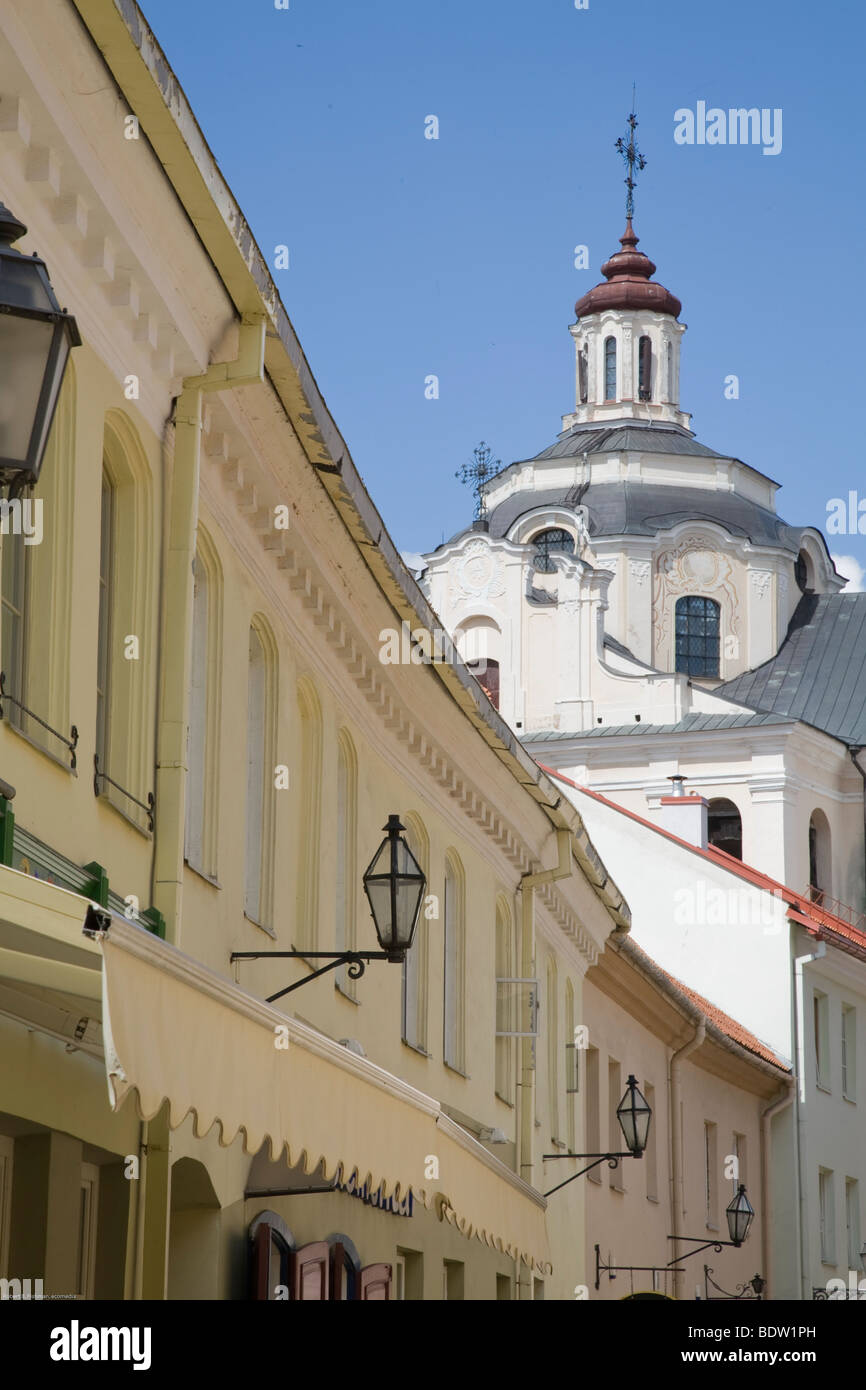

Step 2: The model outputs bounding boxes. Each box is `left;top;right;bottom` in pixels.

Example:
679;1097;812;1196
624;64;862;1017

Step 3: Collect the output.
93;917;550;1271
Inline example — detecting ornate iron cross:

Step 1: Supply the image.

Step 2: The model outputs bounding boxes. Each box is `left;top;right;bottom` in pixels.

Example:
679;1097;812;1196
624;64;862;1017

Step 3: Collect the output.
615;103;646;223
455;441;500;521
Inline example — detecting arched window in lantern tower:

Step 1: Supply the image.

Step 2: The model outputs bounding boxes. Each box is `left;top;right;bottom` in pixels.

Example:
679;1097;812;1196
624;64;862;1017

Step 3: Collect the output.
639;335;652;401
604;336;617;400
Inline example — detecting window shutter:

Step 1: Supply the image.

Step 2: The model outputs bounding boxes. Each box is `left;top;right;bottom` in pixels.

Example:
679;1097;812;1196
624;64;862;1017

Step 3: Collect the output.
359;1263;392;1300
249;1222;272;1301
290;1240;330;1300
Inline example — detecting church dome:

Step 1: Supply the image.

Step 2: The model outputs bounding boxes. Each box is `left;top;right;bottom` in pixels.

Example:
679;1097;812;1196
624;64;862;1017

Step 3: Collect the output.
575;221;681;319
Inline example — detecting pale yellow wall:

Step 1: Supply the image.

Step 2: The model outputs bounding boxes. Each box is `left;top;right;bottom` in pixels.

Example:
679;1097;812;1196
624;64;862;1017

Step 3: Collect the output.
584;969;779;1301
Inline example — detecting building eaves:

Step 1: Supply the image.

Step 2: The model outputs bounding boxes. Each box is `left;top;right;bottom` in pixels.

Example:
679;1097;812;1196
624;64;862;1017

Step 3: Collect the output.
73;1;631;933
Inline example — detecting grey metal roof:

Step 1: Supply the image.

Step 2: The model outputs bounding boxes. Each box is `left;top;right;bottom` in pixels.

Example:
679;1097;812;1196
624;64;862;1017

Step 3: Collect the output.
527;711;794;740
522;422;729;464
715;593;866;747
484;481;803;554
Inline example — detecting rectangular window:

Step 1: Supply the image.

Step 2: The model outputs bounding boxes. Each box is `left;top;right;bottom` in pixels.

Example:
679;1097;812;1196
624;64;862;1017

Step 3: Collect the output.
396;1247;423;1300
705;1121;718;1228
846;1179;861;1272
645;1082;658;1201
585;1046;600;1185
443;1259;464;1301
608;1059;623;1191
95;473;114;773
819;1168;836;1266
814;991;830;1089
842;1005;856;1100
496;1273;511;1300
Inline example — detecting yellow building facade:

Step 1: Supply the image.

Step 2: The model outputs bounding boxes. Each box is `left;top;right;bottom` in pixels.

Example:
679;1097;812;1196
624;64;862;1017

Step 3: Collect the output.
0;0;634;1301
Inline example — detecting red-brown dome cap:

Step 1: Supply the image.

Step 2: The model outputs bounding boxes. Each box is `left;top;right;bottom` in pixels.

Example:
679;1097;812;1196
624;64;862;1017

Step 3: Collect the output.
575;221;681;319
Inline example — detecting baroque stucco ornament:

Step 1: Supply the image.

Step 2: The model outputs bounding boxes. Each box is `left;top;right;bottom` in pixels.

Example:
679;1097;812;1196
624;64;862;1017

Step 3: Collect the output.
450;538;507;604
653;537;741;653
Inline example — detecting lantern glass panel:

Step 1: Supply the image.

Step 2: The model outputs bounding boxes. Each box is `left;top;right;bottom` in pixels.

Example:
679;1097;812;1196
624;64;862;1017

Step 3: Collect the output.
363;828;425;954
726;1186;754;1245
0;315;54;461
0;257;55;313
616;1077;651;1155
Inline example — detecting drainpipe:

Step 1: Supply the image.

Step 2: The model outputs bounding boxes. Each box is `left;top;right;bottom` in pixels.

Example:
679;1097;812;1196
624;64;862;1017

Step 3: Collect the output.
793;938;826;1301
129;1119;148;1300
516;827;572;1299
848;747;866;908
152;314;265;944
760;1080;795;1300
668;1018;705;1299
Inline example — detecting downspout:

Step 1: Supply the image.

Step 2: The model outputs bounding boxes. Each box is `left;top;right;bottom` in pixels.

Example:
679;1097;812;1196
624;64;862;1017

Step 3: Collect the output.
848;747;866;907
793;938;826;1301
668;1018;705;1299
760;1080;795;1300
130;1120;148;1300
152;313;265;944
516;826;572;1299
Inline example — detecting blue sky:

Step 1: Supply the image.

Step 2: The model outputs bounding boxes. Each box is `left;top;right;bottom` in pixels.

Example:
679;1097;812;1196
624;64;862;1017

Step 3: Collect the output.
142;0;866;580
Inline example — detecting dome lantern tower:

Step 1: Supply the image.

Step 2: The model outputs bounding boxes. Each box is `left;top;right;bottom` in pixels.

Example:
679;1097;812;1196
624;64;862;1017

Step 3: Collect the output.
563;111;690;432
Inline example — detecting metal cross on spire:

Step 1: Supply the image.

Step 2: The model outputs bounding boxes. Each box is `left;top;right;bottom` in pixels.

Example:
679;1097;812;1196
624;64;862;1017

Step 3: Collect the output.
615;92;646;223
455;441;500;521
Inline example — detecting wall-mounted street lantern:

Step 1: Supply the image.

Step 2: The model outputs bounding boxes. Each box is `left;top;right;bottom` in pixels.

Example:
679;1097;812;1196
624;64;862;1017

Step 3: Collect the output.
666;1184;756;1264
703;1264;765;1300
0;201;80;495
544;1074;651;1196
231;816;426;1001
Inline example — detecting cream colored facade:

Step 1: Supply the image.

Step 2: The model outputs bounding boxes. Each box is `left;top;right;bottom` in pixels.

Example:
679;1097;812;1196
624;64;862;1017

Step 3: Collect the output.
0;0;637;1302
584;939;790;1301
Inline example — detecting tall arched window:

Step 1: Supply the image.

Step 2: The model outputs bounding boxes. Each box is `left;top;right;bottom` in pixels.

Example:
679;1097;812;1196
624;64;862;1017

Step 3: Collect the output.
296;677;322;950
809;810;832;903
94;468;115;772
185;555;208;869
96;413;155;828
1;511;30;732
494;899;514;1101
578;345;588;404
547;957;560;1142
245;619;277;926
708;798;742;859
26;364;75;750
335;730;357;993
185;529;222;878
531;528;575;573
245;627;266;922
443;853;465;1071
638;335;652;401
565;978;577;1151
675;596;720;677
604;336;617;400
402;815;429;1050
